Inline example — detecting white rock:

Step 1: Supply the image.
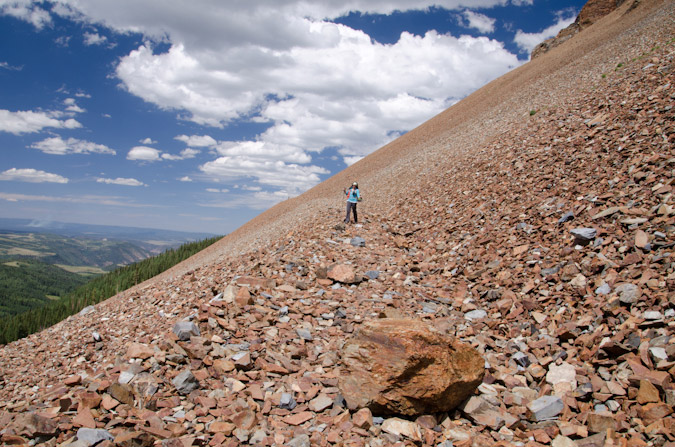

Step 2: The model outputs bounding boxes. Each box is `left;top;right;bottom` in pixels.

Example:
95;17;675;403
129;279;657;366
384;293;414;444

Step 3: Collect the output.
381;418;422;441
546;362;577;391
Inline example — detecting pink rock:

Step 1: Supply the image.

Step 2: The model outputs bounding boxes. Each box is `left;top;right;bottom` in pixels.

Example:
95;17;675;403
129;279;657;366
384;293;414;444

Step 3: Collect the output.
126;342;155;359
327;264;360;284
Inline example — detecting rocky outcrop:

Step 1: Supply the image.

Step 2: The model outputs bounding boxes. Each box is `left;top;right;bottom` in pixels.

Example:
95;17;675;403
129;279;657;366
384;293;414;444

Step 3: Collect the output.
532;0;634;59
339;318;485;415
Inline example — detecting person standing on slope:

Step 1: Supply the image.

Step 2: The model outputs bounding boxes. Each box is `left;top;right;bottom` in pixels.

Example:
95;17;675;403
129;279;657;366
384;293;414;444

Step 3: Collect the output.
344;182;361;224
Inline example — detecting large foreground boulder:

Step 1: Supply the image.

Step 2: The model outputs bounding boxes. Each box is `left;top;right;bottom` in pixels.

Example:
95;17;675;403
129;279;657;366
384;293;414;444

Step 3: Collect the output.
338;318;485;416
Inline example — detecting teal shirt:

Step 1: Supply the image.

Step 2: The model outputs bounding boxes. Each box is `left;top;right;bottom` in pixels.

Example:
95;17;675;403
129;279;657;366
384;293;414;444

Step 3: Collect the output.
346;187;360;203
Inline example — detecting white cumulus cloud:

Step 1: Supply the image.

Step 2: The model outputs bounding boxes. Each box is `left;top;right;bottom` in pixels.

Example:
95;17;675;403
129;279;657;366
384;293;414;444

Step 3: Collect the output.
0;109;82;134
83;32;107;45
31;136;116;155
127;146;161;161
0;1;51;29
128;146;198;161
96;177;146;186
63;97;85;113
461;10;496;33
0;168;69;183
4;0;537;203
162;148;200;160
344;156;364;166
514;12;577;54
175;134;217;147
200;156;328;197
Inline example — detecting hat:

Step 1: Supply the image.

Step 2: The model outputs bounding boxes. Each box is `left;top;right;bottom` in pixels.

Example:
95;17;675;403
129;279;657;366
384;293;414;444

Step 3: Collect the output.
352;182;358;186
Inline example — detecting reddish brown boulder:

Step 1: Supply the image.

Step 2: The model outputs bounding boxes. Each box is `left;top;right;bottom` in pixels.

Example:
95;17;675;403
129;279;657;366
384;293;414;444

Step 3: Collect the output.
126;342;154;359
235;287;253;307
327;264;360;284
339;318;485;415
10;413;58;437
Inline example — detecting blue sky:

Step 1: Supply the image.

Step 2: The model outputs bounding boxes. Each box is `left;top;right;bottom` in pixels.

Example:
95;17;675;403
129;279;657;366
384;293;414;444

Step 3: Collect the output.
0;0;585;234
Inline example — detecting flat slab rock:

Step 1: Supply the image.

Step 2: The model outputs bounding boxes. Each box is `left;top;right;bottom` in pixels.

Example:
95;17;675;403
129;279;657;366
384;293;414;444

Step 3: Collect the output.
338;318;485;415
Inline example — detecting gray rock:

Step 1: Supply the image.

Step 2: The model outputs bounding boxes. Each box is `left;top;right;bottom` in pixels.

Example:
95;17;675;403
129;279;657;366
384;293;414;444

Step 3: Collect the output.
558;211;574;224
172;321;200;341
595;283;611;295
570;228;597;244
280;392;297;410
233;428;249;442
422;303;438;314
296;328;313;341
650;347;668;362
365;270;380;280
249;429;267;445
512;352;530;368
528;395;564;421
614;283;640;304
172;369;199;395
118;369;136;385
464;309;487;321
644;310;664;320
309;394;333;412
350;236;366;247
92;331;102;342
76;428;114;446
79;305;95;316
287;434;310;447
541;265;561;276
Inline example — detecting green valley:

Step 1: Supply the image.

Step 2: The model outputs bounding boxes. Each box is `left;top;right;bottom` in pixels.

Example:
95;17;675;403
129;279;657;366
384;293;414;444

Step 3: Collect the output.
0;235;222;344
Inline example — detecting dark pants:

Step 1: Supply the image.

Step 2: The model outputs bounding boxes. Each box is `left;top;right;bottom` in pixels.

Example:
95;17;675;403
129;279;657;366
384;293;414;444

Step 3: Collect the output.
345;201;357;223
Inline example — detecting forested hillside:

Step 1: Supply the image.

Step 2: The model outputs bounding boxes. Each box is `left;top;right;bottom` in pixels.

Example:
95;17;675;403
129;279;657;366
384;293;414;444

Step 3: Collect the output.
0;236;222;344
0;260;92;318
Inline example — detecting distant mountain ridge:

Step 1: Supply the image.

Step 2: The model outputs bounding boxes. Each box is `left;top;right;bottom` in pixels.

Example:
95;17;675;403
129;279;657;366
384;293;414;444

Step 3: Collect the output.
0;218;217;244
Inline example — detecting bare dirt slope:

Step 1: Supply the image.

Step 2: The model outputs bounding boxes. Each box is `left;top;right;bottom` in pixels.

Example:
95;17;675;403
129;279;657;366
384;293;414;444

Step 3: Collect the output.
1;0;674;446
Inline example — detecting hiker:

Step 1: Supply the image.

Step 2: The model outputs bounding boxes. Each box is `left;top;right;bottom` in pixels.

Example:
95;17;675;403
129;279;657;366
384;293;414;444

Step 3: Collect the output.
344;182;361;224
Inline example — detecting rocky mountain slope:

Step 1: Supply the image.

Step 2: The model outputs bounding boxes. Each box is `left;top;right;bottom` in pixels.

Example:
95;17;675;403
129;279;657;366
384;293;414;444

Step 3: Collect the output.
531;0;639;59
0;0;674;446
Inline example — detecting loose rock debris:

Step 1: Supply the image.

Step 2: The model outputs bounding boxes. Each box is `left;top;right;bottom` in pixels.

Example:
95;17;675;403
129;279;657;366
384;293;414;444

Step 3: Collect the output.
1;2;675;447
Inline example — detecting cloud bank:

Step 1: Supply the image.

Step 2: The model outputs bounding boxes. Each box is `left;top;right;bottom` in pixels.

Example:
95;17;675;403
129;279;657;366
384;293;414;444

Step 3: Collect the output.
0;109;81;135
1;0;577;210
31;136;116;155
0;168;69;183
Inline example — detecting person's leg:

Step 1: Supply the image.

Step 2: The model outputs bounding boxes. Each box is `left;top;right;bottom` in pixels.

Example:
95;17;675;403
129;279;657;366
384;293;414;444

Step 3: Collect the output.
353;203;358;223
345;202;351;223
